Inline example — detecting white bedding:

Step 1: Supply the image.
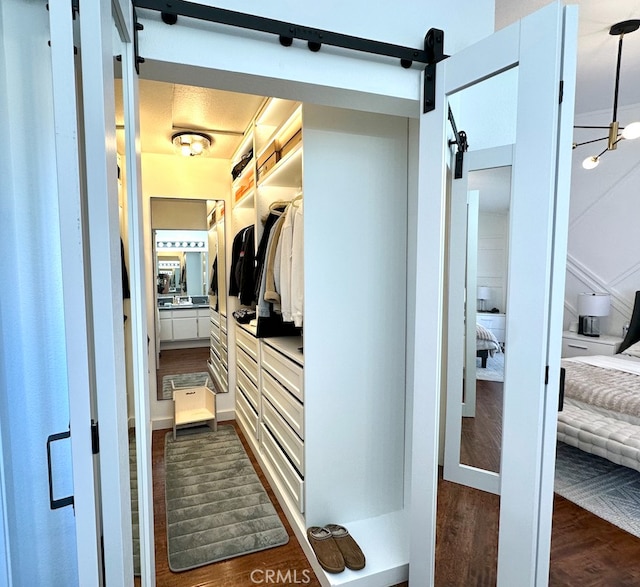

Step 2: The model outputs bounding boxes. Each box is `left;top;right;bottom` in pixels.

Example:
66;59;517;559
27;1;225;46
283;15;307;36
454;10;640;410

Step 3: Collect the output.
558;353;640;472
476;324;501;354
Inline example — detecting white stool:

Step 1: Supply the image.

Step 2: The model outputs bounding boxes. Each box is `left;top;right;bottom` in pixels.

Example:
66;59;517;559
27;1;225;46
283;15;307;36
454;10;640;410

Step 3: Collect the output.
172;376;217;440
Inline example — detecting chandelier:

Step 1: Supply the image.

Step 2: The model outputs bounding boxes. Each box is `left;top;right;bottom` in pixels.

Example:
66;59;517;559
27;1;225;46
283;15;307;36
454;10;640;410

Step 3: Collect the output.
574;20;640;170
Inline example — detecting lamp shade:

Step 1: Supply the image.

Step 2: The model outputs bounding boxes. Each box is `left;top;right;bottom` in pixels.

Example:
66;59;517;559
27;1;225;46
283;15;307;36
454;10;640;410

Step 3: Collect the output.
477;286;490;300
577;293;610;317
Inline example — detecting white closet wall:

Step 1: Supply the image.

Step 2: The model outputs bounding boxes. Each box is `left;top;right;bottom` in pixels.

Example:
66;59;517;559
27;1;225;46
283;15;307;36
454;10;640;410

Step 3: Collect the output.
303;105;409;524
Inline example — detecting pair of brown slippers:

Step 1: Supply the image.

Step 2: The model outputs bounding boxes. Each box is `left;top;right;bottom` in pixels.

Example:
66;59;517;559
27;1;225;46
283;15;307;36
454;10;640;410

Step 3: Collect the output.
306;524;366;574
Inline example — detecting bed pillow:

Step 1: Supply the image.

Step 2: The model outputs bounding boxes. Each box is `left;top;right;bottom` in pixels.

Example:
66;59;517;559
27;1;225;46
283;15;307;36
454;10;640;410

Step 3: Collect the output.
621;340;640;358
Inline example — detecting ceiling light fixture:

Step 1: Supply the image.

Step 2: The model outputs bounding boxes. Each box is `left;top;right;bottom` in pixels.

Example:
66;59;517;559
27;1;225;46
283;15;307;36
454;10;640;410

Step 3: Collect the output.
573;20;640;170
171;131;212;157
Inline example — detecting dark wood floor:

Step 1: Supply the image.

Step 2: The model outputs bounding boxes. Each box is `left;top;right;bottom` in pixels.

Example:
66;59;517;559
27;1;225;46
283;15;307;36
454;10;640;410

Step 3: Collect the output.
460;379;503;472
139;349;640;586
156;347;210;401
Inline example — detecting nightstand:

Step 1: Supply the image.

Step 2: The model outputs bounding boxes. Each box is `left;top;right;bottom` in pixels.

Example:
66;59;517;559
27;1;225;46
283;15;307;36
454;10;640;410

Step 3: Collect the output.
478;313;506;344
561;331;623;358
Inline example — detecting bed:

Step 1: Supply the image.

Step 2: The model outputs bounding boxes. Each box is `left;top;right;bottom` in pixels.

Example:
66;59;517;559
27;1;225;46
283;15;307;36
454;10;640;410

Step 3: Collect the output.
557;291;640;472
476;323;501;368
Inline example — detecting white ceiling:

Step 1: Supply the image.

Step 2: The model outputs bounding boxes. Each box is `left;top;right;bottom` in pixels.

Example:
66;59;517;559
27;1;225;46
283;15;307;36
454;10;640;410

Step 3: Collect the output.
117;1;640;162
115;80;264;159
496;0;640;115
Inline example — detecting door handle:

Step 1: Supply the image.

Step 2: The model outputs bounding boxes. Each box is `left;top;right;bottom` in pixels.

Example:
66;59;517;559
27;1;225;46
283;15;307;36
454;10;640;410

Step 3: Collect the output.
46;429;74;510
558;367;565;412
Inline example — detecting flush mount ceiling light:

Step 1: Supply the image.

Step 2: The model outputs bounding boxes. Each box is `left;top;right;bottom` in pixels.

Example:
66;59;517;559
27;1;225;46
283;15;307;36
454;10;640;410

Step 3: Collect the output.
573;20;640;170
171;131;212;157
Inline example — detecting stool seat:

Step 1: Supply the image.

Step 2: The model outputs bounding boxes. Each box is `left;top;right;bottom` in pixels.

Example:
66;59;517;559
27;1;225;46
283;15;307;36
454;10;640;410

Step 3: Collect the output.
172;378;217;440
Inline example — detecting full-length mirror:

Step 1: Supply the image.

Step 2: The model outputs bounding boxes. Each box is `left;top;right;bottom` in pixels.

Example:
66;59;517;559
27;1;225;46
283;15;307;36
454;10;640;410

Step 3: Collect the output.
152;197;229;400
461;163;511;474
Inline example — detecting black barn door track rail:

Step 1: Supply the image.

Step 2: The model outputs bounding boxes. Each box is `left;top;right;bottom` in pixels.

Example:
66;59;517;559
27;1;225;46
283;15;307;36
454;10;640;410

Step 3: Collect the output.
132;0;446;111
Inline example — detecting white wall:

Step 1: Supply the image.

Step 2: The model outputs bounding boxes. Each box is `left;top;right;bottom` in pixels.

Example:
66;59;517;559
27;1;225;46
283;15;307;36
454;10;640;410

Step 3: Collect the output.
0;1;79;584
478;212;509;312
564;103;640;336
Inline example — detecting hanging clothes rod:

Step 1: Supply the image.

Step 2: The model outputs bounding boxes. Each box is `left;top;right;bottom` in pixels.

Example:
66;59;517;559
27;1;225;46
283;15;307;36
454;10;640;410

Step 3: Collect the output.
133;0;438;68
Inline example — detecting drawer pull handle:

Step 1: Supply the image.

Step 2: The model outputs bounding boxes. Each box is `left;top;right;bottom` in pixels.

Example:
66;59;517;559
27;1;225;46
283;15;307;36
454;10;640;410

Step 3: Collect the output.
567;344;588;350
186;391;196;395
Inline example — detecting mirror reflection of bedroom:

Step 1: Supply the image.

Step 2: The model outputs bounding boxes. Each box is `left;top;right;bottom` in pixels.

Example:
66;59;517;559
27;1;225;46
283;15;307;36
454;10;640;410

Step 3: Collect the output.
460;165;510;474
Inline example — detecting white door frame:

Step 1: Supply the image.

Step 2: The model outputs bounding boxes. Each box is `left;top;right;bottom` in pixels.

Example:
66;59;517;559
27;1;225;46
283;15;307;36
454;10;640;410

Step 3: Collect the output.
118;2;156;582
78;0;139;583
411;3;577;585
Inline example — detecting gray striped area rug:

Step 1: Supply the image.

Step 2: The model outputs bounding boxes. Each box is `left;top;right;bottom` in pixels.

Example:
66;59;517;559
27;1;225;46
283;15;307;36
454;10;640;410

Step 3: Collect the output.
555;442;640;538
162;372;209;400
164;426;289;571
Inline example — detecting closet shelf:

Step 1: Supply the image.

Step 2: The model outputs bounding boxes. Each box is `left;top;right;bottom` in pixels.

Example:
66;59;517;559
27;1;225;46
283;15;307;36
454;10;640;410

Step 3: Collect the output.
233;188;255;209
258;143;302;188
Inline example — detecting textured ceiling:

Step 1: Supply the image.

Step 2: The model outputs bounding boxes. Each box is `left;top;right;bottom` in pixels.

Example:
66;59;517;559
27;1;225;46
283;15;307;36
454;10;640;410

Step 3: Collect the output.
116;80;264;159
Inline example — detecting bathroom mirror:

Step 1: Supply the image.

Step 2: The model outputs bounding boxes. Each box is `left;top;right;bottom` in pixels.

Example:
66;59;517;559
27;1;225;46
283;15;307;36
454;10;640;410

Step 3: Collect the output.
155;229;209;299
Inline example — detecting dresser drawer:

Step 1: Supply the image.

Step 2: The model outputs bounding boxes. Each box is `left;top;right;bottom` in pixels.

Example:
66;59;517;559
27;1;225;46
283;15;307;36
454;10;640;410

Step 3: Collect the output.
210;309;220;326
260;423;304;513
237;346;258;388
262;343;303;402
262;369;304;439
236;386;258;440
236;359;259;411
236;326;258;361
562;336;619;358
262;396;304;474
221;329;228;350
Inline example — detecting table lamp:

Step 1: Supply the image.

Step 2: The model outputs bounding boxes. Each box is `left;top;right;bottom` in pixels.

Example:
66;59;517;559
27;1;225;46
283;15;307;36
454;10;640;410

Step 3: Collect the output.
477;286;490;312
577;292;610;337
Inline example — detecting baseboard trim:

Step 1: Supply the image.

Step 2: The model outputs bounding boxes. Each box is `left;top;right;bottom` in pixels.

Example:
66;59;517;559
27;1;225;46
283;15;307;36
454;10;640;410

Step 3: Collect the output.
151;408;235;431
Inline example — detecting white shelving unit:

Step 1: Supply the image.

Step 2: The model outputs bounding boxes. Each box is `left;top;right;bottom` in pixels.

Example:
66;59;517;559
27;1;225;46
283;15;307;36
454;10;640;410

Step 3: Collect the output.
225;98;411;585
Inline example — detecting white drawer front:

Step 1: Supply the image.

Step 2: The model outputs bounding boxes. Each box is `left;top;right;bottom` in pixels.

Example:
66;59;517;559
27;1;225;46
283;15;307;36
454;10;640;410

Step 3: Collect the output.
262;369;304;439
562;338;615;358
237;347;258;388
236;387;258;439
262;343;303;402
262;397;304;474
173;308;198;318
260;423;304;513
236;326;258;361
210;309;220;326
236;360;259;411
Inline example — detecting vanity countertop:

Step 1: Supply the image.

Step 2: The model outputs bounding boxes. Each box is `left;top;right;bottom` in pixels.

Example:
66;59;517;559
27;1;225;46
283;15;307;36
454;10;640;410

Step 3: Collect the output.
159;303;209;310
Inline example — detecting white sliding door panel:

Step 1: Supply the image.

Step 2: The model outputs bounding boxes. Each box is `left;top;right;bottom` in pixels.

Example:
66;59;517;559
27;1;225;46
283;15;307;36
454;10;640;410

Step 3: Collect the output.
118;4;156;584
79;1;133;584
48;0;102;583
414;2;577;585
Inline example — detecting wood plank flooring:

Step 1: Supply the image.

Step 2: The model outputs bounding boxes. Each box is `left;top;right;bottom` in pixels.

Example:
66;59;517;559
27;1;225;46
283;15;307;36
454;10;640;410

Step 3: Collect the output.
156;347;210;401
135;348;640;586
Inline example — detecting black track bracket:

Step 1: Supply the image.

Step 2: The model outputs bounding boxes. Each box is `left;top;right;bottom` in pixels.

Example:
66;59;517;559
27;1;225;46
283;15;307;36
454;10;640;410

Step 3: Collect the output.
133;7;145;74
447;106;468;179
423;28;446;113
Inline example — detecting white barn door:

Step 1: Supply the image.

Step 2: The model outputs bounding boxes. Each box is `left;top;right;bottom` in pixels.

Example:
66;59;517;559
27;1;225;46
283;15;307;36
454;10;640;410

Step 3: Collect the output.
412;2;577;585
